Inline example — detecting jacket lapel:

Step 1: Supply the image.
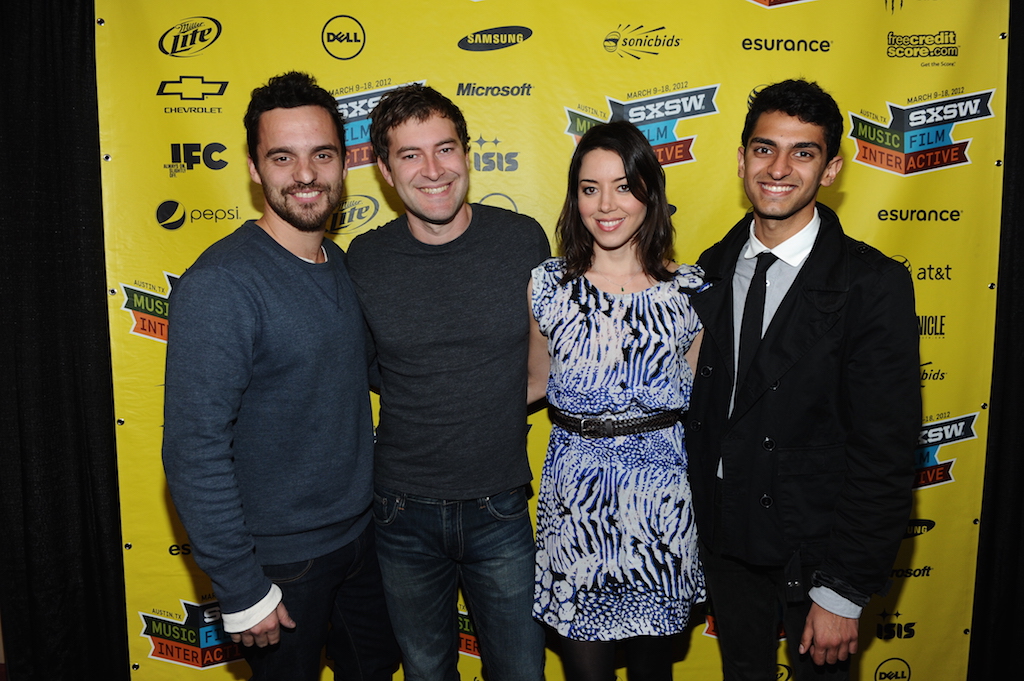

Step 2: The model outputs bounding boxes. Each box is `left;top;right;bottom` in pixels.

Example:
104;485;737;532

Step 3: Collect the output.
729;205;850;423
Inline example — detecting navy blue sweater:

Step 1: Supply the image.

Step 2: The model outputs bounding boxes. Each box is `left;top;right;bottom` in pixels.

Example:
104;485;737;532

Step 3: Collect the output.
163;221;374;613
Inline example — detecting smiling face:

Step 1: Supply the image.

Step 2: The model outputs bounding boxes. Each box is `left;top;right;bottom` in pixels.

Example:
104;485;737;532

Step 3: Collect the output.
248;105;346;233
577;148;648;254
738;110;843;246
377;114;471;242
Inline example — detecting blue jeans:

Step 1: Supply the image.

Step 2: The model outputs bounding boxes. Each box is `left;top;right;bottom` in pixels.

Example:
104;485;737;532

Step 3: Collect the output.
242;522;400;681
372;485;545;681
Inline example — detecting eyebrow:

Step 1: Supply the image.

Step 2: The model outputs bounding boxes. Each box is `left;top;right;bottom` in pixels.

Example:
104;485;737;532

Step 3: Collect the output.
264;143;340;158
749;136;822;151
394;137;459;155
579;175;628;183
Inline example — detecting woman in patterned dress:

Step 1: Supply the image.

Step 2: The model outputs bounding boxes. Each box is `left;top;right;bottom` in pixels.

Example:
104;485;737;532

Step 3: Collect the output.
528;121;705;681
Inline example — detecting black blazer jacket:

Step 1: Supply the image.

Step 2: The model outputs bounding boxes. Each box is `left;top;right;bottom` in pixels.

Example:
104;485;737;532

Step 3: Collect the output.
685;204;921;603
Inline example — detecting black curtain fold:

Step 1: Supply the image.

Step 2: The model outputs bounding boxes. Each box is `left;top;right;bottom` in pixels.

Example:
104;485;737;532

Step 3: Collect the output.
0;1;129;679
968;5;1024;678
0;1;1017;679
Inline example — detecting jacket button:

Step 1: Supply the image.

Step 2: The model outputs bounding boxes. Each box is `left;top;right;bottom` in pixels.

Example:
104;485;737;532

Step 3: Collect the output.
689;419;702;431
762;437;776;451
760;494;773;508
700;366;713;377
769;380;780;390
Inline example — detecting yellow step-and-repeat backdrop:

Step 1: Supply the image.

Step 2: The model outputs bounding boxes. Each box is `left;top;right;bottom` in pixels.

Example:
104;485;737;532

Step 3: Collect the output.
96;1;1008;678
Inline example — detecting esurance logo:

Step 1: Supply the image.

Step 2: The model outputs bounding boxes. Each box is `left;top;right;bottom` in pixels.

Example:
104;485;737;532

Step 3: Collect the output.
157;76;227;101
459;26;532;51
335;82;420;168
603;24;681;59
848;90;994;175
120;273;178;343
322;15;366;60
158;17;222;57
139;599;241;668
565;84;718;167
915;413;978;488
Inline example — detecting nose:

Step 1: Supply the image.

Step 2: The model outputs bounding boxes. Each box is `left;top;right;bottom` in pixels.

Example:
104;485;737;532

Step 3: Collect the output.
598;189;615;213
422;154;443;180
767;153;791;179
293;157;316;184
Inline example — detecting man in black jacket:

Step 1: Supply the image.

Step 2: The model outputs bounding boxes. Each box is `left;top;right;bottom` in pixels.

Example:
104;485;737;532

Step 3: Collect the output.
686;79;920;680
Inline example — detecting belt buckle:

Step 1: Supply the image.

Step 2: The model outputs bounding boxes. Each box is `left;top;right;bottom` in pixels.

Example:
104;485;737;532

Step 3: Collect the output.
580;413;613;439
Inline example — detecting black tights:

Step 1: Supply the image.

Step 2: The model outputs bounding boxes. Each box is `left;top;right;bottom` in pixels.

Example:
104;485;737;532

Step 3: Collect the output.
559;635;674;681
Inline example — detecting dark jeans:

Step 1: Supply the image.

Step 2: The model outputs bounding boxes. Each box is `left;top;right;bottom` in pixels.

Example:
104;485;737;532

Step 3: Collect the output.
700;543;849;681
372;485;545;681
242;521;399;681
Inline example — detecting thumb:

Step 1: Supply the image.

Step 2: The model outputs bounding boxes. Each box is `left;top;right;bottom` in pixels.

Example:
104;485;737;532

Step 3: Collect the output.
276;602;297;629
798;620;814;655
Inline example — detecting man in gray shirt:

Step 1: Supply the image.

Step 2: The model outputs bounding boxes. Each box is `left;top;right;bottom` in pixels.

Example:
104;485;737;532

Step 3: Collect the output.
346;84;549;681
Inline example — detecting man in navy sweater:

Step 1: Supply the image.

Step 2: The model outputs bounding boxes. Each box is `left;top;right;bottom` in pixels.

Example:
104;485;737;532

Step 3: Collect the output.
162;71;397;680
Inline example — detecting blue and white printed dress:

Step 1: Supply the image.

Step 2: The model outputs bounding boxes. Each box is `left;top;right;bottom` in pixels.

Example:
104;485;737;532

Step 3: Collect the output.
531;257;706;641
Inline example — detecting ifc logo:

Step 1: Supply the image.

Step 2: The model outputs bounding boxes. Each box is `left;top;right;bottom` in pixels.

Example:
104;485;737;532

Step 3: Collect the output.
322;16;366;60
157;201;186;230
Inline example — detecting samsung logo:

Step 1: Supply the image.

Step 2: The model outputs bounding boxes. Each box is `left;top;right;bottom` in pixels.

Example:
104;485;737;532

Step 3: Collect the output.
459;26;532;51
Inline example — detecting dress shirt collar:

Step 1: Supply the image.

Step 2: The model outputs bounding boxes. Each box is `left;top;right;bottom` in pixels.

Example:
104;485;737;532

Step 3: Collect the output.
742;207;820;268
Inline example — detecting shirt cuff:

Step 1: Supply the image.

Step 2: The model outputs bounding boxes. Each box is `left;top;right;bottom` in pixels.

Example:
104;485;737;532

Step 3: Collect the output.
809;585;862;619
220;583;282;634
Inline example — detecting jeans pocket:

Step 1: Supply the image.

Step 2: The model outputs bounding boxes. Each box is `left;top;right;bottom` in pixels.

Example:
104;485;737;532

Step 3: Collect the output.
483;486;529;521
372;489;402;526
262;558;314;584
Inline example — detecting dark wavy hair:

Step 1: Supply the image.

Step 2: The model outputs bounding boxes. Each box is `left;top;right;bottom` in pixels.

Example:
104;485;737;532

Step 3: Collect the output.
244;71;345;164
556;120;675;284
742;79;844;161
369;84;469;168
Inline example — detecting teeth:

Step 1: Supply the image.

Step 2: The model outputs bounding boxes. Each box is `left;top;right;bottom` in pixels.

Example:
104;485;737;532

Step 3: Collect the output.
420;185;448;195
761;184;793;194
293;191;320;199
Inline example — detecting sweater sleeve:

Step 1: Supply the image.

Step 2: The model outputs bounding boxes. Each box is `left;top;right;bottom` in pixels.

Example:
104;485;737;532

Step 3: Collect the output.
161;265;273;614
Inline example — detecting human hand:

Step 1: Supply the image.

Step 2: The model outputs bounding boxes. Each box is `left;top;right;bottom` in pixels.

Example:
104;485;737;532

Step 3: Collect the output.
230;602;295;647
799;602;859;665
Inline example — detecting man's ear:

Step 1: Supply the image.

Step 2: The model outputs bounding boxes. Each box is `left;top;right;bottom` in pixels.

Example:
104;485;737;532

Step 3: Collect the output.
377;156;395;187
819;155;843;187
248;157;262;185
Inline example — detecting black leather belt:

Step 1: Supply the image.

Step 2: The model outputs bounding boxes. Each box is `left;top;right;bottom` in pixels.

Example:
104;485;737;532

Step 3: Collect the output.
550;408;684;439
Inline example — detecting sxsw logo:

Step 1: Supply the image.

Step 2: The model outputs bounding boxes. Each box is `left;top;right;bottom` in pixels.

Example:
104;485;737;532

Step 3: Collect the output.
157;76;227;101
848;90;994;175
139;599;241;668
914;413;977;488
564;84;718;167
120;273;178;343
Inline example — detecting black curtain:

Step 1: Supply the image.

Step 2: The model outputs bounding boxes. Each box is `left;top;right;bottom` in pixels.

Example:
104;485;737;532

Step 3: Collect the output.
967;5;1024;679
0;1;1017;679
0;1;129;679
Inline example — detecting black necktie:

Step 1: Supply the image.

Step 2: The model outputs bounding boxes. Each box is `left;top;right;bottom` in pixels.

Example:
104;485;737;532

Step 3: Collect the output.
737;252;778;385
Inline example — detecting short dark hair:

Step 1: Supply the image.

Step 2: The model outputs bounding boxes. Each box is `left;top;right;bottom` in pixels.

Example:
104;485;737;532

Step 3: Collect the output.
369;84;469;168
556;120;675;284
244;71;345;164
741;79;844;161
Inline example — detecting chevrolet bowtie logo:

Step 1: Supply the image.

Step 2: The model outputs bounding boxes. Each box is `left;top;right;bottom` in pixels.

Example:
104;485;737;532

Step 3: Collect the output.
157;76;228;100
